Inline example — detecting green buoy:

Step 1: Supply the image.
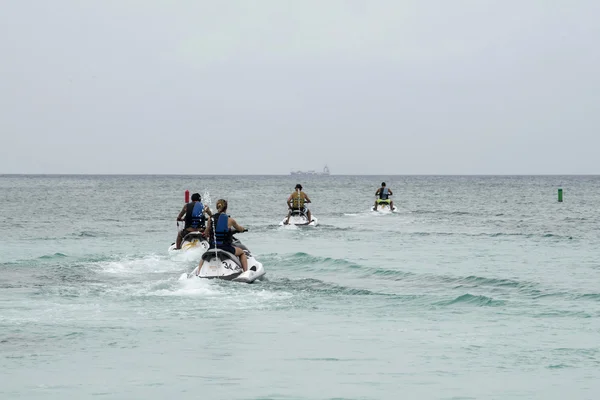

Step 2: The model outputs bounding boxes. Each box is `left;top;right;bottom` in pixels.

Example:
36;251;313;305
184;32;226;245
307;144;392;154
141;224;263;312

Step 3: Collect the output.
558;188;563;202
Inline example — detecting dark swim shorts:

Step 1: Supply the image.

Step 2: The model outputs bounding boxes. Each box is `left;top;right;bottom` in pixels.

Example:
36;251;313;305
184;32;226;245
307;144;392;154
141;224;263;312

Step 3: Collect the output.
210;244;237;255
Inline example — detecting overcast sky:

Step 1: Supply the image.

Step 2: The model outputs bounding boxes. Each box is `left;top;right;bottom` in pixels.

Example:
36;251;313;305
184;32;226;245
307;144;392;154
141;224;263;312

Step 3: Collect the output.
1;1;598;174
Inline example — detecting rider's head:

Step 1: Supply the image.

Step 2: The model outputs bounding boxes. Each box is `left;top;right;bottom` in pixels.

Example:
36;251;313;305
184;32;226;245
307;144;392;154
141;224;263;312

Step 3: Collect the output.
216;199;228;212
295;184;302;190
191;193;201;201
381;182;386;187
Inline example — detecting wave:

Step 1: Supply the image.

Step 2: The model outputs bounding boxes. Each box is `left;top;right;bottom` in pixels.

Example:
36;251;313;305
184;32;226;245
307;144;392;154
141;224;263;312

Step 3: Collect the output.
264;274;513;308
265;277;427;305
411;210;436;215
38;252;68;260
531;310;594;318
272;224;353;232
435;293;505;307
271;253;527;289
576;293;600;301
411;209;478;216
442;274;524;289
12;253;129;267
314;225;354;231
269;253;522;288
463;275;520;286
547;364;574;369
265;252;600;305
527;290;600;303
266;252;376;275
71;230;103;238
407;231;574;240
267;277;379;296
562;217;589;222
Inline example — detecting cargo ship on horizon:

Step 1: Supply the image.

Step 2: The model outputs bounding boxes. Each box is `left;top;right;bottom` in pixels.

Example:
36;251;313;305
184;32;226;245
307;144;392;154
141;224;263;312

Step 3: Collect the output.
290;165;330;176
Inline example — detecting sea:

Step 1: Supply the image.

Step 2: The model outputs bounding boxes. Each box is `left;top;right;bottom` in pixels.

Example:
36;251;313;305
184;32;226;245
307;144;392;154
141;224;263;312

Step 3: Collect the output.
1;174;599;399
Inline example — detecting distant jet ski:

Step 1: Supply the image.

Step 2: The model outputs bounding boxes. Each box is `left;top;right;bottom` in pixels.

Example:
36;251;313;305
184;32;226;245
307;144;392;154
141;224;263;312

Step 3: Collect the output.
279;209;318;226
168;231;209;254
372;198;397;213
185;233;265;284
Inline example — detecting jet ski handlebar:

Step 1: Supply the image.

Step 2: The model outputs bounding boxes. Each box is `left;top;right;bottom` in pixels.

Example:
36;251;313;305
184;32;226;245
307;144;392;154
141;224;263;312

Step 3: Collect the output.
231;228;248;242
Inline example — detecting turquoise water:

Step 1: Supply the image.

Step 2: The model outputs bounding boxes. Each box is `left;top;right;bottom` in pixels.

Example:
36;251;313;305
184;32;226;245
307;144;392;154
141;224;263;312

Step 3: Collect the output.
1;175;599;399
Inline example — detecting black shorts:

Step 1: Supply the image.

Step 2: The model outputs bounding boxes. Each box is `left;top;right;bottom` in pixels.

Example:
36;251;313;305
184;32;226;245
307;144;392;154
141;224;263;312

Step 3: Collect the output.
210;244;237;254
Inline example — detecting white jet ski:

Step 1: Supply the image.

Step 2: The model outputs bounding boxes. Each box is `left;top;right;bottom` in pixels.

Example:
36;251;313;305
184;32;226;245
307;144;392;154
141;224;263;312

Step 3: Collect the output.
279;209;318;226
168;231;210;254
185;233;265;283
372;199;397;213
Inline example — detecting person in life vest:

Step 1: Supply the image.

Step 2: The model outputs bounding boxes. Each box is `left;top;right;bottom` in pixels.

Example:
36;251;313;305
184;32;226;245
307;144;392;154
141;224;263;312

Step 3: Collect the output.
175;193;213;249
197;199;248;273
285;183;313;224
373;182;394;211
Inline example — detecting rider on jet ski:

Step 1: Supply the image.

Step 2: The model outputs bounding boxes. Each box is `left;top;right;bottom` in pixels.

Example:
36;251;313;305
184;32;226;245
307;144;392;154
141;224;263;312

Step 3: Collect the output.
285;184;313;224
198;199;248;272
373;182;394;211
175;193;213;249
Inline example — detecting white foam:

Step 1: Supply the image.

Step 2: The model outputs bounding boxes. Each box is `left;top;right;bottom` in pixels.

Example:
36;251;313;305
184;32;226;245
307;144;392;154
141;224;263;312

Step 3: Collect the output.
97;254;182;275
146;279;290;303
279;224;299;230
151;278;220;297
169;246;205;263
370;209;392;216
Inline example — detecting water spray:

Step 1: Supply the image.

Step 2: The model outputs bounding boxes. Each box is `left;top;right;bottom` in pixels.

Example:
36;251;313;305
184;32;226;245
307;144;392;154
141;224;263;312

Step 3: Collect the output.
297;188;301;219
203;189;212;209
211;201;220;274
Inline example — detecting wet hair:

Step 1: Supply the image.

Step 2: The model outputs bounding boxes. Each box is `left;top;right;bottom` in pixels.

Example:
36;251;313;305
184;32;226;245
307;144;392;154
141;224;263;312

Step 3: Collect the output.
216;199;228;212
381;182;386;187
295;184;302;189
191;193;201;201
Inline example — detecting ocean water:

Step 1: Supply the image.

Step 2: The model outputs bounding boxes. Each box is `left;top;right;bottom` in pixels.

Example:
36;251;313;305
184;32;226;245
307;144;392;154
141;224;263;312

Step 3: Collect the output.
1;175;599;399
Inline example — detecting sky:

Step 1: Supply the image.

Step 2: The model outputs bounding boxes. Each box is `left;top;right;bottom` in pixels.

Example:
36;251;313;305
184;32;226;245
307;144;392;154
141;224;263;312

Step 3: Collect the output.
1;0;599;175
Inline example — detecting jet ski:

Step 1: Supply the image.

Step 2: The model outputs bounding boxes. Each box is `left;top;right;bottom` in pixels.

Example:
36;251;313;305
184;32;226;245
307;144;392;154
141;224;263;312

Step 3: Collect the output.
168;231;210;254
372;198;397;213
279;209;318;226
185;232;265;283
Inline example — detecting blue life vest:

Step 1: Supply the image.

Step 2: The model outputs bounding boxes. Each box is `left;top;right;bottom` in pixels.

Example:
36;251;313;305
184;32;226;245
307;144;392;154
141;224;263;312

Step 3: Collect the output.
185;201;205;229
379;188;389;200
213;213;232;246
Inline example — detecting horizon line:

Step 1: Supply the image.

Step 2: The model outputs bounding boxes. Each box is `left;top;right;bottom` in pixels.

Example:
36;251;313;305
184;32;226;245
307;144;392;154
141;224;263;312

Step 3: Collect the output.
2;173;600;177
